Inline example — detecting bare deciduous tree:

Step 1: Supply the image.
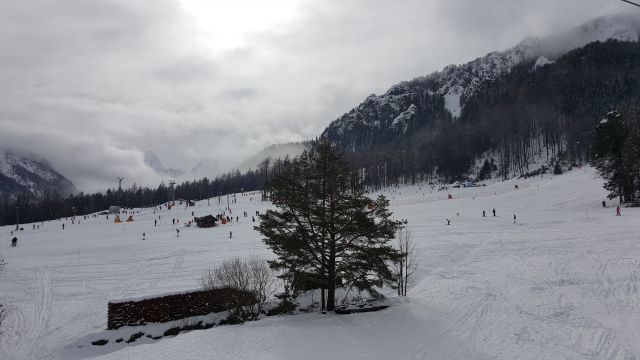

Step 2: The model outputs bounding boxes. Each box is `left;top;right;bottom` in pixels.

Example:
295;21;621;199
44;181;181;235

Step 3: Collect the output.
201;256;277;321
395;229;418;296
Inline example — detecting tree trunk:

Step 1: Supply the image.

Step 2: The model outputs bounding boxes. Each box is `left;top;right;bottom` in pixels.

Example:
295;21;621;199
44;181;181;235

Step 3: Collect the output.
326;239;336;311
398;256;404;296
618;165;624;204
404;251;409;296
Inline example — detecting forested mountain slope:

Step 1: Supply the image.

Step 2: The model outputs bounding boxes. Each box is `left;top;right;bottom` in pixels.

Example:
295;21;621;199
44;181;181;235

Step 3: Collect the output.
322;39;640;183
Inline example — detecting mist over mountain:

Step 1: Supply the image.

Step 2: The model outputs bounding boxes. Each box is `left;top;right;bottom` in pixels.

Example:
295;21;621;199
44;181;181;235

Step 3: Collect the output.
143;151;186;179
235;142;311;173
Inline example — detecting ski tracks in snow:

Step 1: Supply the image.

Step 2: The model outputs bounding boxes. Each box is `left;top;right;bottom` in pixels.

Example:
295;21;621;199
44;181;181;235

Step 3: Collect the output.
403;198;640;360
446;291;495;358
5;268;54;360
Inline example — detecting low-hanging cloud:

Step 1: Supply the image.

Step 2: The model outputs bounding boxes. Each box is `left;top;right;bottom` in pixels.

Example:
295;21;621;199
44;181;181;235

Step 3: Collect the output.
0;0;631;191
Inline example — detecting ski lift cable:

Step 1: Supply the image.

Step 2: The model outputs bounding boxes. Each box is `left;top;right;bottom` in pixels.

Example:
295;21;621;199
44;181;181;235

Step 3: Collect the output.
621;0;640;8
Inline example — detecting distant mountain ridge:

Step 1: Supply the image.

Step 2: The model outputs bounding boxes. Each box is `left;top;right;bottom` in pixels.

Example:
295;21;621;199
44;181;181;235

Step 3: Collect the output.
143;151;186;178
0;150;78;199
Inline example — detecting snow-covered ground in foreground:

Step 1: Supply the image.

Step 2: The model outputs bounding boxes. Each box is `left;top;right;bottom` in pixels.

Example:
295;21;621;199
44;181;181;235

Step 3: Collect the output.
1;167;639;360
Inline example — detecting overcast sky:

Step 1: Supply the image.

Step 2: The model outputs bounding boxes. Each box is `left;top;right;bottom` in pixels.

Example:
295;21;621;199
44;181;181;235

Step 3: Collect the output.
0;0;631;191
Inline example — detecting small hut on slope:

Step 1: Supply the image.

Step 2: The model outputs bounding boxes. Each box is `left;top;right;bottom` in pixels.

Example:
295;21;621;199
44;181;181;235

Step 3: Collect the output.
195;215;217;228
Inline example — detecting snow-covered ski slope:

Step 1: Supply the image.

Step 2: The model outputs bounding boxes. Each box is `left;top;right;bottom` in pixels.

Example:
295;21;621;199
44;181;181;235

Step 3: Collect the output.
1;166;639;360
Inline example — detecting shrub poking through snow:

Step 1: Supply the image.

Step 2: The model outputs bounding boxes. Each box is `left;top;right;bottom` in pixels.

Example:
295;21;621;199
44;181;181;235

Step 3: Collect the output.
394;228;418;296
201;256;276;322
553;162;563;175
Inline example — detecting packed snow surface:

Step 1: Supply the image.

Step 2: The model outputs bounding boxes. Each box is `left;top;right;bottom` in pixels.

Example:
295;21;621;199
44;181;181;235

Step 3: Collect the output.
443;89;462;118
1;167;639;360
532;56;553;69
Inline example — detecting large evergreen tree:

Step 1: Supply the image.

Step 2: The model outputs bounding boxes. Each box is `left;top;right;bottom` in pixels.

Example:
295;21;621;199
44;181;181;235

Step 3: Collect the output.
592;111;634;204
623;128;640;202
256;142;402;311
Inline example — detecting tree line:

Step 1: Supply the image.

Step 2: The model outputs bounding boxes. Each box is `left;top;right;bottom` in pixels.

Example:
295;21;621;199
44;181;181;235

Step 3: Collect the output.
0;158;293;226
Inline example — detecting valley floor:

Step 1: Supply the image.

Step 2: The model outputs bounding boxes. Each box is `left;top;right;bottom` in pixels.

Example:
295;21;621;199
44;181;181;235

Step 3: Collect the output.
1;167;639;360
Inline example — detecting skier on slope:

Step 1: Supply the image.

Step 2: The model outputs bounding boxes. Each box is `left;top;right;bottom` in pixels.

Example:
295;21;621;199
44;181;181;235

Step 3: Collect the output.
492;208;496;217
616;206;621;216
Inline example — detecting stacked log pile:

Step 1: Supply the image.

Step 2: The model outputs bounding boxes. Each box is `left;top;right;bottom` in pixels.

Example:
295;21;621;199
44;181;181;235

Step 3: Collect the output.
108;287;255;329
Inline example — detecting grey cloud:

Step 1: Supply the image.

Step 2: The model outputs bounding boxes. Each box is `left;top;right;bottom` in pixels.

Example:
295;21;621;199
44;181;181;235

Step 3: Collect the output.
216;87;259;101
0;0;633;192
152;57;219;85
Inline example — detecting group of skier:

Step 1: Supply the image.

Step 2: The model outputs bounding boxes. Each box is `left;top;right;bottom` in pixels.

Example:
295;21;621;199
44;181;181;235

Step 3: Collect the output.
448;208;508;225
481;208;498;217
446;204;623;226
